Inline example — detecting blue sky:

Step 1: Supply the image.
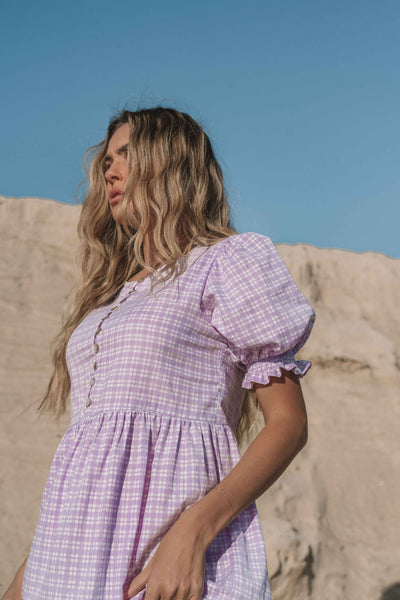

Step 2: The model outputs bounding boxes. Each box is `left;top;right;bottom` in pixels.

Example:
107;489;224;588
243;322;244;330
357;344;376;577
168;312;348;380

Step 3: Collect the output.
1;0;399;257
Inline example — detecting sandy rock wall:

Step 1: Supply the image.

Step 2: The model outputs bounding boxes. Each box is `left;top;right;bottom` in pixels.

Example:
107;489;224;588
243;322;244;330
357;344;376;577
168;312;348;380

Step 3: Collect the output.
1;196;399;600
251;244;400;600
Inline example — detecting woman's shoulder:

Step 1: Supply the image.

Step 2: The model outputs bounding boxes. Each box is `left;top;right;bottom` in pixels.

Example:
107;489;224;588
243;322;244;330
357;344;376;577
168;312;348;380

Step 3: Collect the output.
204;231;275;258
184;232;288;293
197;232;279;271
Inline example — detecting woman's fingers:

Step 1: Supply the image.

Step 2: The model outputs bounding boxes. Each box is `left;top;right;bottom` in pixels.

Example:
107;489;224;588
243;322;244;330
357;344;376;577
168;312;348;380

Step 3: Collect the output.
136;567;203;600
143;581;203;600
125;553;205;600
123;559;153;599
125;511;207;600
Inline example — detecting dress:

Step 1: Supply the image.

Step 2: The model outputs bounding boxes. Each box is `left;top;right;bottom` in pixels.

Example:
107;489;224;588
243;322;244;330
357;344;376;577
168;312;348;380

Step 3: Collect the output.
22;232;315;600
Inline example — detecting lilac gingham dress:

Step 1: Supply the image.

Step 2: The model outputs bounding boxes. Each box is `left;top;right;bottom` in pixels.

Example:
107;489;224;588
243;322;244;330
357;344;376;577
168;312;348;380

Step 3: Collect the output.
22;232;315;600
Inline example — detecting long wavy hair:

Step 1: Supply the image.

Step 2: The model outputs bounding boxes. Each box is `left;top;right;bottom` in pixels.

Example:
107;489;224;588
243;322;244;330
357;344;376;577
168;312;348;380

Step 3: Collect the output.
38;106;259;445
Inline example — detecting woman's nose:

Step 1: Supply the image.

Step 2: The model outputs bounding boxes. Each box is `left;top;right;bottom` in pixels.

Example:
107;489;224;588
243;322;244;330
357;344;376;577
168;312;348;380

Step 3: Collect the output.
105;162;122;183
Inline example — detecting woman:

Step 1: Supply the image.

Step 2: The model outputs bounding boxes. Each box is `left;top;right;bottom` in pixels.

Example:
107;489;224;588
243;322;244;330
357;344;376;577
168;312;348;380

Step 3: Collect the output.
4;107;315;600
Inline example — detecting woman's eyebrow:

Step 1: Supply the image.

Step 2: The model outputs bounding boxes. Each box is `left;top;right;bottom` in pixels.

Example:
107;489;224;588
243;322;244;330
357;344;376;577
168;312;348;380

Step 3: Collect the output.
104;144;129;163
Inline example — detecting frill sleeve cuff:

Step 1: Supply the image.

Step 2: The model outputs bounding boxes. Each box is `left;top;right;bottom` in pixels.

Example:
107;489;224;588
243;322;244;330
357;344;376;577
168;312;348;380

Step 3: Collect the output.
242;352;312;389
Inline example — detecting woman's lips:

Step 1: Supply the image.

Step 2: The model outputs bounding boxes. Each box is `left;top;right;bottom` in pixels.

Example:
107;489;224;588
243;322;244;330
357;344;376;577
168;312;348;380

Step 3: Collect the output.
110;194;123;205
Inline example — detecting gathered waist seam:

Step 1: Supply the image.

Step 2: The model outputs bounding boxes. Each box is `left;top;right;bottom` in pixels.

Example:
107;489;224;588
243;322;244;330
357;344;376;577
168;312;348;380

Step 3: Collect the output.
70;407;232;431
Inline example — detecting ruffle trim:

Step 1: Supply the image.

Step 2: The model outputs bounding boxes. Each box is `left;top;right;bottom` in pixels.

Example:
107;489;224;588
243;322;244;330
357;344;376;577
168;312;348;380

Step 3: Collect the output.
242;359;312;389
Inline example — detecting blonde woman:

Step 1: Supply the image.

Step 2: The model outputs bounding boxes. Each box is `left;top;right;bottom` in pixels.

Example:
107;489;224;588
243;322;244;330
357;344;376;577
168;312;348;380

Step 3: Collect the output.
4;107;315;600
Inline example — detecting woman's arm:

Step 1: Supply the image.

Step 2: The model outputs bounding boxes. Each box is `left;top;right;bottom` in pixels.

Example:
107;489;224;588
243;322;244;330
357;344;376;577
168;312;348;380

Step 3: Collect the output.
1;555;29;600
124;371;307;600
184;370;308;545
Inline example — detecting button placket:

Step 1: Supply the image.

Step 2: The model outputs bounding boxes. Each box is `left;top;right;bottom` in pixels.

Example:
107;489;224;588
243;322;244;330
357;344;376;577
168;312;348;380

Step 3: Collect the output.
85;279;143;410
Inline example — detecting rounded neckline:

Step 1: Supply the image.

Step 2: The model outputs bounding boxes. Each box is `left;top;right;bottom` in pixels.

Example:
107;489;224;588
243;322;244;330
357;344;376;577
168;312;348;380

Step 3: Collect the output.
122;244;211;288
123;264;167;288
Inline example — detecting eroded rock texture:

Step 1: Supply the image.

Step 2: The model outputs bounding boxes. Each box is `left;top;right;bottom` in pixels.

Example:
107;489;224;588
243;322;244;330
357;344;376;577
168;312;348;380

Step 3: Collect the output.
1;196;399;600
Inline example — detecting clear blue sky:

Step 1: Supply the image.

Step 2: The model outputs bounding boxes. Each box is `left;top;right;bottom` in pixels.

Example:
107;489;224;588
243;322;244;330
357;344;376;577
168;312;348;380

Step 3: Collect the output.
1;0;399;257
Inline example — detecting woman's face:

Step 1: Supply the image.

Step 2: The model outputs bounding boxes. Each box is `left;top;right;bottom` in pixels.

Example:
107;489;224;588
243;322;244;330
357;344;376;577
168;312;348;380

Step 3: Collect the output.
103;123;132;225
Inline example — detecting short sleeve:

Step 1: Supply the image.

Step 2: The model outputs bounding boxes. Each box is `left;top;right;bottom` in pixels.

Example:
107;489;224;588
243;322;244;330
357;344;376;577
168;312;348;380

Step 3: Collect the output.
201;232;316;388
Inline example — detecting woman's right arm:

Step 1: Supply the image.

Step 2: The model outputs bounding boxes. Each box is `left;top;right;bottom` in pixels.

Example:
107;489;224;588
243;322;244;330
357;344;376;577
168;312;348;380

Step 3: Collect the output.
1;555;29;600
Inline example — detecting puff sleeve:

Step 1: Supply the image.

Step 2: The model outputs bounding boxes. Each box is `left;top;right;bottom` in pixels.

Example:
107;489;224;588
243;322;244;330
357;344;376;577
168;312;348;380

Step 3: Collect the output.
201;232;315;388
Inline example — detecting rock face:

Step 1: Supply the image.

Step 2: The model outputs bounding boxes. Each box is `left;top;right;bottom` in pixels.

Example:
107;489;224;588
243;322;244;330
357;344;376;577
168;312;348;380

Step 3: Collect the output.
1;196;399;600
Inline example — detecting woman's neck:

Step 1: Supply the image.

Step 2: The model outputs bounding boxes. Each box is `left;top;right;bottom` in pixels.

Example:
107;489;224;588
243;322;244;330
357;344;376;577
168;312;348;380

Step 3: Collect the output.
128;234;160;282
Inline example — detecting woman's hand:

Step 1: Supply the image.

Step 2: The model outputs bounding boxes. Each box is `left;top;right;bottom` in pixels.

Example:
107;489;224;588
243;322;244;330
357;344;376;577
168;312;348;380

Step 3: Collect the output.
123;372;308;600
123;510;207;600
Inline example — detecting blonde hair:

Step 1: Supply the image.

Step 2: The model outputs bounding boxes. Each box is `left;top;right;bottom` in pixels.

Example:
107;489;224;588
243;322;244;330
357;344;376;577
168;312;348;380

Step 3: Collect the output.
38;107;259;445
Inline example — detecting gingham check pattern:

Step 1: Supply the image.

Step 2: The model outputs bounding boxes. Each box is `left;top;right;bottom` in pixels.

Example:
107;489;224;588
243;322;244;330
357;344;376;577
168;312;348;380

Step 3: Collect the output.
22;232;315;599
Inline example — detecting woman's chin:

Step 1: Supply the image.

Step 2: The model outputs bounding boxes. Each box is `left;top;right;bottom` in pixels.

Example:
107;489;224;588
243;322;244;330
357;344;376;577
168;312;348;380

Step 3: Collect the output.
111;204;138;228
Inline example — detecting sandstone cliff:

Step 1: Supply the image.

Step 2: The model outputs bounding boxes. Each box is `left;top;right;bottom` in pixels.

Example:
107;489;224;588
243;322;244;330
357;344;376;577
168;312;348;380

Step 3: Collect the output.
1;196;399;600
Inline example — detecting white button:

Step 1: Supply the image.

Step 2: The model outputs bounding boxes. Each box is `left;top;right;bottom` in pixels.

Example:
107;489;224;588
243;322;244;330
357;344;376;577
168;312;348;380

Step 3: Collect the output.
90;377;95;385
93;361;98;370
94;342;99;353
86;397;92;407
95;326;101;334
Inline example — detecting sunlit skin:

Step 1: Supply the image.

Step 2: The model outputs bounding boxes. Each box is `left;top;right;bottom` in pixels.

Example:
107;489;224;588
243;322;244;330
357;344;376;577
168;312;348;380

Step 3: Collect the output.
104;123;155;280
103;123;130;220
